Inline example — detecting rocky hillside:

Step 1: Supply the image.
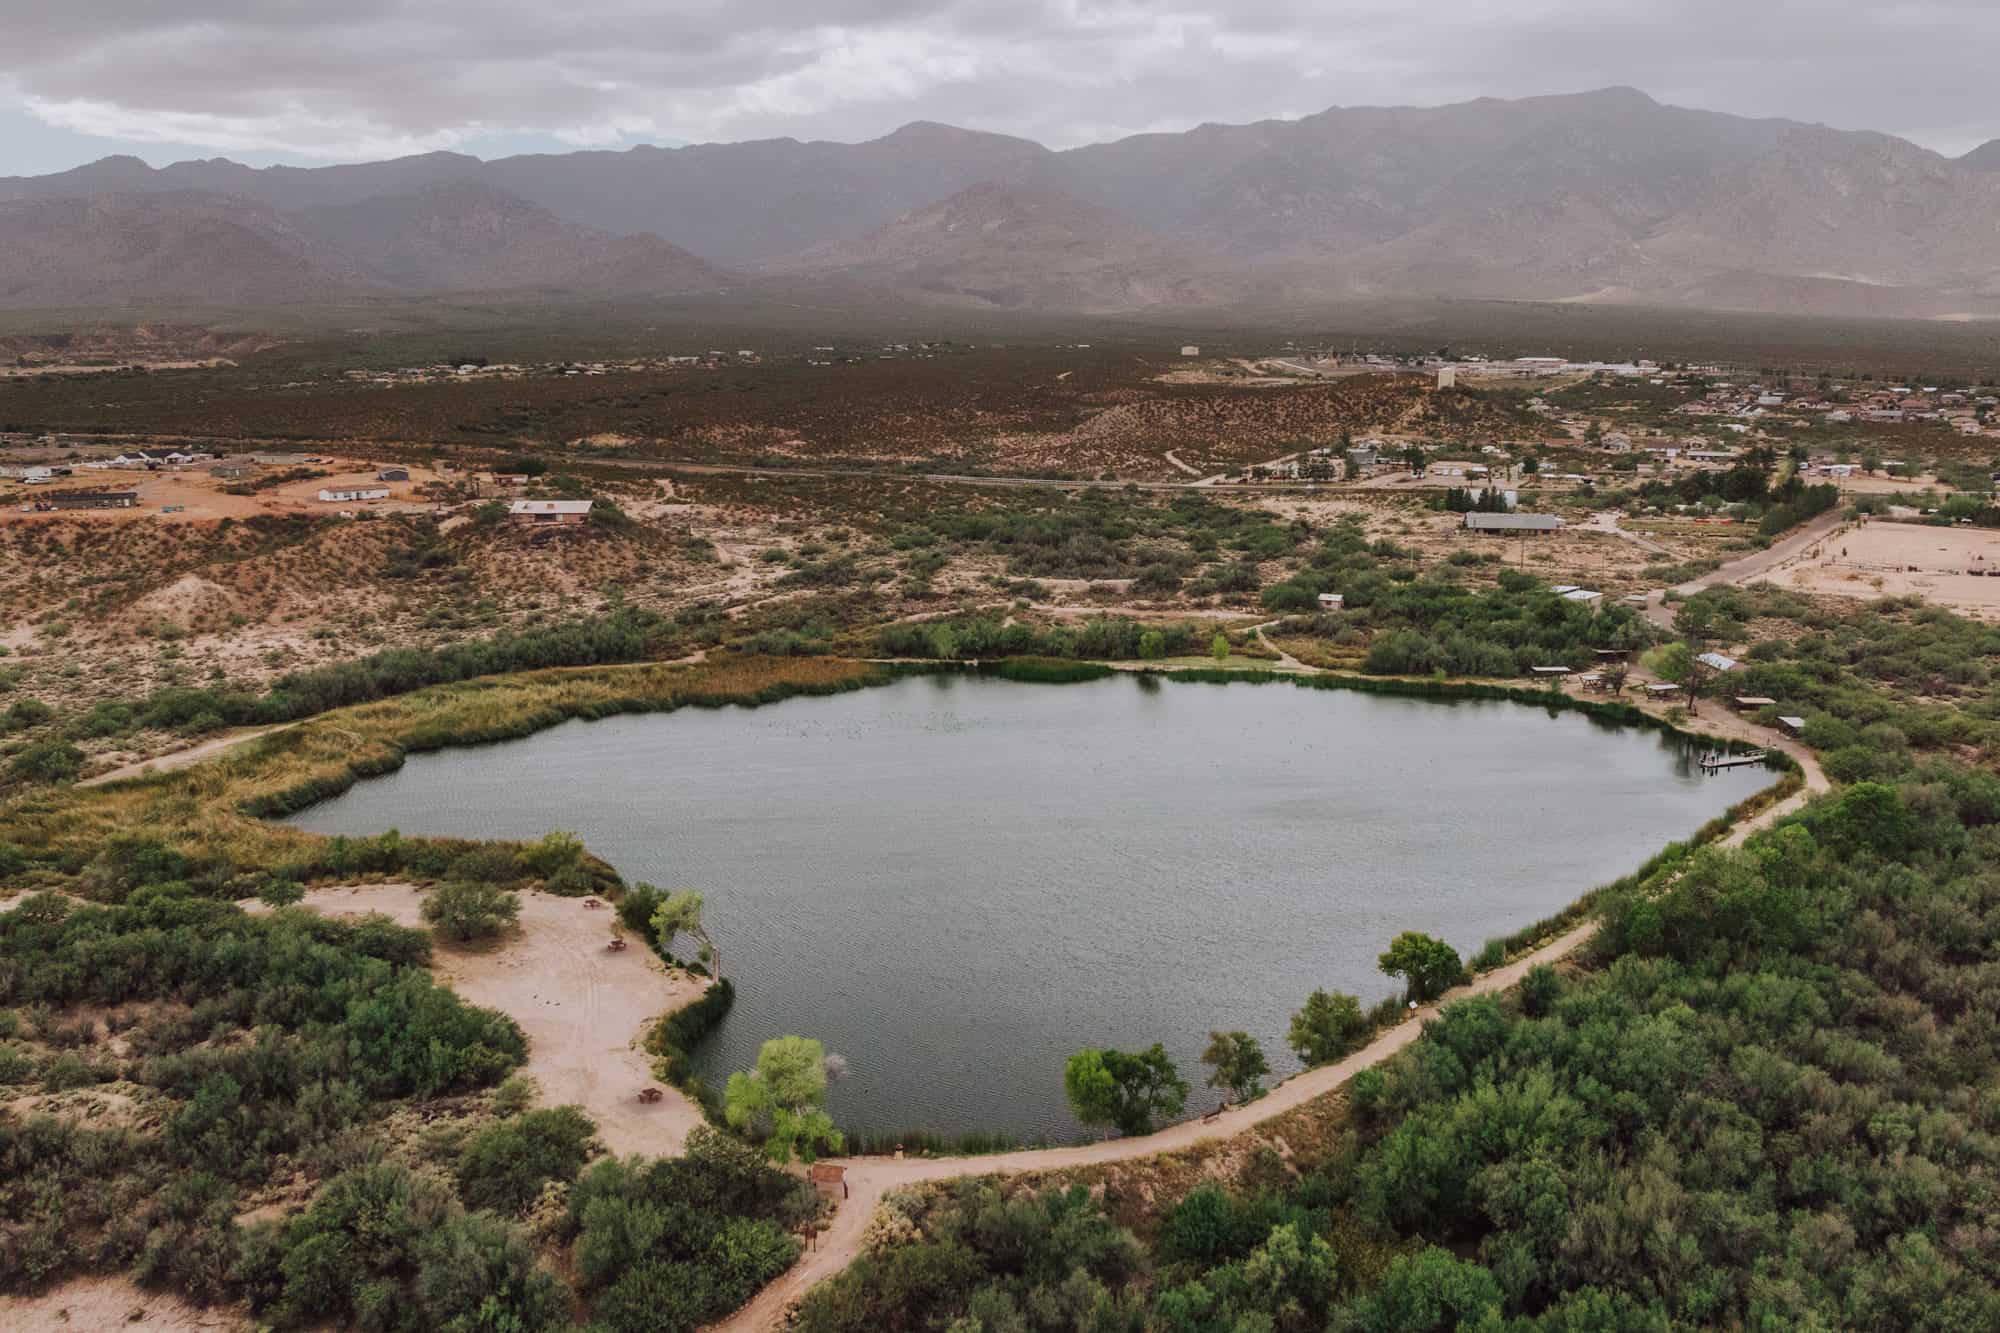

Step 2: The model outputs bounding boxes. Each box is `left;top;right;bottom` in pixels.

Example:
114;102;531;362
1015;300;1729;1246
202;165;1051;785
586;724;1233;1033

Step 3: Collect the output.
6;87;2000;315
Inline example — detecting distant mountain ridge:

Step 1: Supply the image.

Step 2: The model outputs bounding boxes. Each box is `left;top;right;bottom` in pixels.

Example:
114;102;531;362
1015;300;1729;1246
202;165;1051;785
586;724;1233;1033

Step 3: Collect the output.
4;87;2000;316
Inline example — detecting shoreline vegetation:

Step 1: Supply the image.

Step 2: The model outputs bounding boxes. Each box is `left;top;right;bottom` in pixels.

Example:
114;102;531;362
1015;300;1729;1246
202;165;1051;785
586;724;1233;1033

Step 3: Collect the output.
5;650;1794;1144
0;647;1806;1330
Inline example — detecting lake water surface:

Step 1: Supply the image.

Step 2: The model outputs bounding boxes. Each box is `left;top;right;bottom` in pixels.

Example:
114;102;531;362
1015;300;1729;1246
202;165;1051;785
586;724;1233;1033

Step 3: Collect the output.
289;672;1770;1140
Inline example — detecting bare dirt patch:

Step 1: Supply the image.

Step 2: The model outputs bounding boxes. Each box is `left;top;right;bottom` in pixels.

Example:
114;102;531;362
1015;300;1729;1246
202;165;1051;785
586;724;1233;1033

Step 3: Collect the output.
0;1276;245;1331
1765;520;2000;617
249;884;713;1155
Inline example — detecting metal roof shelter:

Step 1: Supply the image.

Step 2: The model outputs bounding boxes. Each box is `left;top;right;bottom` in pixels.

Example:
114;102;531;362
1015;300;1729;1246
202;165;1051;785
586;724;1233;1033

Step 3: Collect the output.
1464;512;1564;532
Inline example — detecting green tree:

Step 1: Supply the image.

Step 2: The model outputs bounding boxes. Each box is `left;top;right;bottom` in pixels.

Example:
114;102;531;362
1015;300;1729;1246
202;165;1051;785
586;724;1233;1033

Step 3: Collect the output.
1200;1030;1269;1103
420;881;520;942
1211;632;1231;662
724;1035;843;1164
1138;630;1167;660
1378;931;1464;1002
1063;1043;1188;1136
1288;988;1370;1065
650;887;720;977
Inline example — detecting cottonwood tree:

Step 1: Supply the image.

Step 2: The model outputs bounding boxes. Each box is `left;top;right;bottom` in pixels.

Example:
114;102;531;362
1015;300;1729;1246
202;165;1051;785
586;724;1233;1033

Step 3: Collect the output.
1288;989;1370;1066
1378;931;1464;1003
650;888;720;978
1201;1030;1269;1103
724;1035;843;1164
1064;1044;1188;1136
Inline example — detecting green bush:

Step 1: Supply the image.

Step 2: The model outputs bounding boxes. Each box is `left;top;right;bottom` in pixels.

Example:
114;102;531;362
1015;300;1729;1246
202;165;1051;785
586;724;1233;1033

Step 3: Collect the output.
456;1106;596;1213
420;882;521;942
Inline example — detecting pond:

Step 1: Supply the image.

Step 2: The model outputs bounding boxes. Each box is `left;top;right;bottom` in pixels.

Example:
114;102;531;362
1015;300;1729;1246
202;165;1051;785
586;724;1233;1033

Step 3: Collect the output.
288;671;1773;1141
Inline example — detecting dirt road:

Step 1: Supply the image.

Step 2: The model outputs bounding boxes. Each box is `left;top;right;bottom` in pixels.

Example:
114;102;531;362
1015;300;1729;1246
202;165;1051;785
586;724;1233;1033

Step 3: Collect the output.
80;724;289;788
1644;508;1849;628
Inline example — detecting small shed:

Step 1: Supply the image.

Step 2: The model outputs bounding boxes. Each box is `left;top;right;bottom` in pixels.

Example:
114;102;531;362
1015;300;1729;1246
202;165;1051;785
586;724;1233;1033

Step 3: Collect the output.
1696;651;1740;673
1733;696;1777;711
810;1163;848;1199
376;466;410;482
1180;345;1200;357
1777;716;1807;737
1316;592;1345;609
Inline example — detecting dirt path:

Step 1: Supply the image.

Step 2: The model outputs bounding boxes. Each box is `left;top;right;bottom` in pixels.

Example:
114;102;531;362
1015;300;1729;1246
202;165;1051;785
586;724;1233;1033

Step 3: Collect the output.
80;724;290;788
1162;449;1202;477
250;884;713;1156
0;1277;244;1331
1585;510;1673;558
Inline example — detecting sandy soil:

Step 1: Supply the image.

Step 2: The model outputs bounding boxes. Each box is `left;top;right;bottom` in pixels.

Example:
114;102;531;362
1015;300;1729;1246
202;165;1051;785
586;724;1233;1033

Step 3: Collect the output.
1766;520;2000;616
0;459;443;525
249;884;714;1156
0;1278;244;1331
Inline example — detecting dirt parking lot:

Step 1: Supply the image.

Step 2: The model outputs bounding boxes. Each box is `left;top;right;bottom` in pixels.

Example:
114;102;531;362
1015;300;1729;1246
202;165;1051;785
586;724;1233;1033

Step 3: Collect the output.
1767;520;2000;616
0;458;443;524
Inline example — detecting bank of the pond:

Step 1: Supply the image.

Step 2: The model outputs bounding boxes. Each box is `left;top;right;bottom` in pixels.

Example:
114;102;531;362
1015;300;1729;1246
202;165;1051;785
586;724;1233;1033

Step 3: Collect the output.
286;668;1777;1141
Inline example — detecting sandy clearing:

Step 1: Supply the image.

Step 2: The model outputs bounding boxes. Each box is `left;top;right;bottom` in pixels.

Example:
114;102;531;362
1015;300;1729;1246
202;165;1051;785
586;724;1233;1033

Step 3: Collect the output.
0;1277;245;1331
249;884;714;1156
1765;520;2000;617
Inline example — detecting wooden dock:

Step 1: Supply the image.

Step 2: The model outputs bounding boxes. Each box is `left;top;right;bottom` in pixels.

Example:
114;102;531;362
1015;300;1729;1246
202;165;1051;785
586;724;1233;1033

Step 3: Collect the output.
1699;751;1769;771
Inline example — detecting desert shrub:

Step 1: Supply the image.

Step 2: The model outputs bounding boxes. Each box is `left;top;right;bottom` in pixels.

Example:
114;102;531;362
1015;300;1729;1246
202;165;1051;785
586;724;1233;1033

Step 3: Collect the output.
420;882;521;942
456;1105;596;1213
8;739;82;785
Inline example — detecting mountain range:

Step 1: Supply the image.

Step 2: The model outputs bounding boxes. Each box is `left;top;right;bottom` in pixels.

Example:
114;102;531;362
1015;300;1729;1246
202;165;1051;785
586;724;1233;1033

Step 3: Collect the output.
6;87;2000;318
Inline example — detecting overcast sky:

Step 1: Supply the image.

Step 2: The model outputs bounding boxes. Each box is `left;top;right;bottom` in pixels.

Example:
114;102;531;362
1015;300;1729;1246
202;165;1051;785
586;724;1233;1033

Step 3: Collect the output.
4;1;1998;175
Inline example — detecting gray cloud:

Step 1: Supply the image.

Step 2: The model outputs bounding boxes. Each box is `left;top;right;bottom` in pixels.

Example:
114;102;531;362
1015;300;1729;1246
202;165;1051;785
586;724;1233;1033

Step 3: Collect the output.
4;0;1999;164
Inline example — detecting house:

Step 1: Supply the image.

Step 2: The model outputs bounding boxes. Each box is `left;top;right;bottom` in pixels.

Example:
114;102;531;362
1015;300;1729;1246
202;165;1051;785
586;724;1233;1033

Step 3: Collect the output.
1560;589;1603;603
111;448;199;468
1696;651;1739;673
40;490;138;510
1463;512;1563;534
1777;716;1806;737
1316;593;1345;609
209;461;258;479
376;467;410;482
509;499;594;526
1180;345;1200;357
317;486;389;503
490;473;530;488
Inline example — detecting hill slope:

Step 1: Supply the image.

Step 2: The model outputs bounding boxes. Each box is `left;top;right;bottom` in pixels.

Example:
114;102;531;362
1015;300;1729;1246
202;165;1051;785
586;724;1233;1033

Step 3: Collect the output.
7;88;2000;315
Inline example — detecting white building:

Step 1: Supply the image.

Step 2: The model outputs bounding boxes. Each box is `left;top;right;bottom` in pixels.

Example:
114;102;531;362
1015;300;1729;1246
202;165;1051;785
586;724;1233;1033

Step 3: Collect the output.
317;486;389;503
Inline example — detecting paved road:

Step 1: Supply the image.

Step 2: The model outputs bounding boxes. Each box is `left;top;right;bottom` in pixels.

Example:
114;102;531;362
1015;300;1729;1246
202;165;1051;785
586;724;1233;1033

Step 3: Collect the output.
1644;508;1849;629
